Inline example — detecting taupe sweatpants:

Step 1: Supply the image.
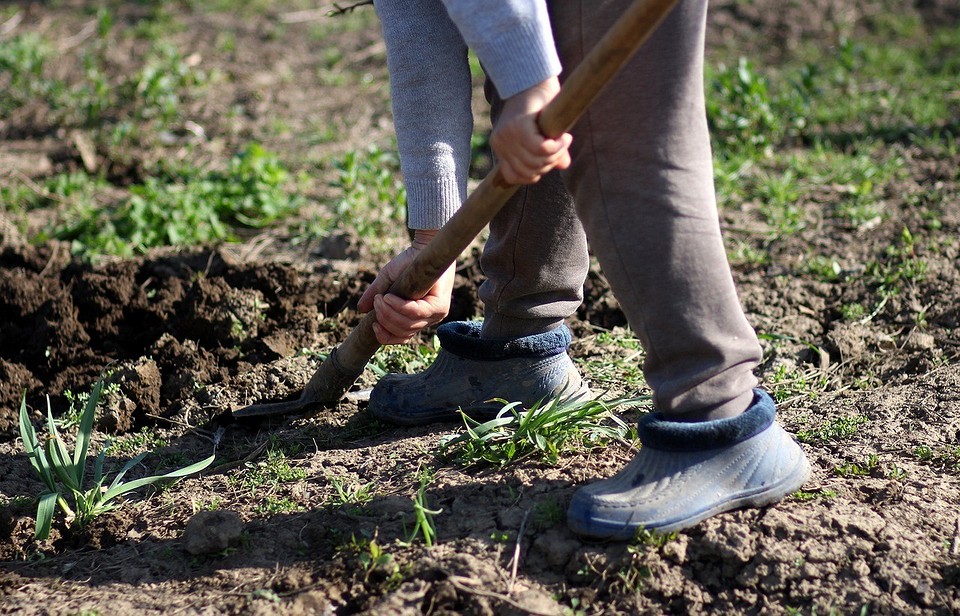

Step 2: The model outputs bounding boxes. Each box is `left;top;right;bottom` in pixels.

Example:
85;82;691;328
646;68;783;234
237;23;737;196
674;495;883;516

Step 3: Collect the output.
479;0;762;419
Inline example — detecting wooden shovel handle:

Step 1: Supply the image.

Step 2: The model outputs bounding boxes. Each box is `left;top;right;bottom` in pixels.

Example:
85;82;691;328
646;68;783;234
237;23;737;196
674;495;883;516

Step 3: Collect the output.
303;0;679;400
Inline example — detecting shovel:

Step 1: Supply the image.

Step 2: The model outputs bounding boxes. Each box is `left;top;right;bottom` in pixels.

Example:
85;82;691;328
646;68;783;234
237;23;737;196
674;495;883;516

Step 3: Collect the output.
233;0;680;418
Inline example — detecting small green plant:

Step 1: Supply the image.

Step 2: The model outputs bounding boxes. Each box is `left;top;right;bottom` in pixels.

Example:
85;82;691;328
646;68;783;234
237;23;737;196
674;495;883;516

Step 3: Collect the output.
128;43;207;122
767;363;829;405
613;537;676;593
105;426;168;457
834;454;880;477
58;379;120;429
796;414;868;443
726;238;771;267
402;469;441;547
331;145;406;238
439;397;635;468
358;537;400;584
327;476;376;510
532;498;566;530
804;255;842;282
236;446;306;493
336;530;404;588
632;528;678;548
840;302;866;322
18;380;215;540
865;227;928;298
255;496;304;515
601;528;679;593
791;489;837;502
756;169;804;236
198;496;222;511
913;445;960;471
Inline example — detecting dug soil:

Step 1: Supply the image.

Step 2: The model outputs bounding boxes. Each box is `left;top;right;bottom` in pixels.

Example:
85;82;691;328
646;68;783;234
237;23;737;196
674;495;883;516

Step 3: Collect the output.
2;1;960;614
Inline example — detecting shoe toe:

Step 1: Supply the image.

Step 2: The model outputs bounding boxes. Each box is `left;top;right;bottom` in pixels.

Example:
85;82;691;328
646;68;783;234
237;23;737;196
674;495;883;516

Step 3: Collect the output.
567;422;811;538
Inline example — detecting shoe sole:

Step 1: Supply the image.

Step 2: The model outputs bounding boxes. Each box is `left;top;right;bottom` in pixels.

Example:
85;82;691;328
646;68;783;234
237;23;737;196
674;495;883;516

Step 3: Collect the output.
568;453;812;539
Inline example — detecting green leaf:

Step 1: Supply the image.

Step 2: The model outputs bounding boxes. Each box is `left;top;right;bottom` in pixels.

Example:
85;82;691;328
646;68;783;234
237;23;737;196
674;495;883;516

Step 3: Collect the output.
45;406;79;489
19;395;56;491
35;491;58;540
92;448;107;489
74;379;104;475
102;454;214;503
45;437;79;492
106;452;149;493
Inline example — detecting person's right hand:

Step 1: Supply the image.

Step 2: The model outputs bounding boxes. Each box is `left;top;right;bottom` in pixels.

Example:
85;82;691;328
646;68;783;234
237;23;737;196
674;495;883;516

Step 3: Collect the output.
490;76;572;185
357;230;456;345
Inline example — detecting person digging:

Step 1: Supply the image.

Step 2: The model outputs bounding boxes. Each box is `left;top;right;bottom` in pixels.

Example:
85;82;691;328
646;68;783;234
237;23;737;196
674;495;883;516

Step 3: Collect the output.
355;0;811;540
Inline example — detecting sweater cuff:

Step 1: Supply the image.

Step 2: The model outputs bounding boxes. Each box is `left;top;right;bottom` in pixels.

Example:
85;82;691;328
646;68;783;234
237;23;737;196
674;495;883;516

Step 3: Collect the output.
405;176;464;230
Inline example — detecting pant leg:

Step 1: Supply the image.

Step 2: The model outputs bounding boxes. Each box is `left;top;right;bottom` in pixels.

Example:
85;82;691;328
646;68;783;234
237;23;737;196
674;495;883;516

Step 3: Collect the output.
551;0;761;418
479;86;590;339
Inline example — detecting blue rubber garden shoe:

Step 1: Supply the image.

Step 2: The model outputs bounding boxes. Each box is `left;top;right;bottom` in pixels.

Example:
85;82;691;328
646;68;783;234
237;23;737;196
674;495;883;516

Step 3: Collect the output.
367;321;590;426
567;389;810;539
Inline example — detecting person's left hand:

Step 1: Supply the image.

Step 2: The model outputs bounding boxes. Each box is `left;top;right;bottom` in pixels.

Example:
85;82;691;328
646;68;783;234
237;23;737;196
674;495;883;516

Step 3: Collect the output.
357;229;455;345
490;76;572;185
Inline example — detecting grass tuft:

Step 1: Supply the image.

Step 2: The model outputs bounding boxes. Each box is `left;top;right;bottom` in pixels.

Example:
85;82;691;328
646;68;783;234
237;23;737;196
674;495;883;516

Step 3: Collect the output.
18;379;215;540
439;396;638;468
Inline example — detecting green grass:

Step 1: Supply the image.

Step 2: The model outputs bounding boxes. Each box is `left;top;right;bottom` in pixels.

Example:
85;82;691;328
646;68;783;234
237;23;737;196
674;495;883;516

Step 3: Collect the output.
255;496;304;515
864;227;928;300
709;21;958;264
767;362;830;405
632;528;678;549
127;43;209;123
792;489;838;502
0;19;208;128
367;338;439;378
796;414;869;444
104;427;169;457
308;7;379;40
532;498;566;530
48;144;302;256
575;330;648;393
330;145;406;240
439;396;636;468
232;444;306;495
0;32;52;115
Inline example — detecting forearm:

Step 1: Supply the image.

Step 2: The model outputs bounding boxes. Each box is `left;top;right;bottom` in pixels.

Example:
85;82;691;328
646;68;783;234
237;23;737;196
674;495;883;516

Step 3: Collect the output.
374;0;473;230
440;0;561;98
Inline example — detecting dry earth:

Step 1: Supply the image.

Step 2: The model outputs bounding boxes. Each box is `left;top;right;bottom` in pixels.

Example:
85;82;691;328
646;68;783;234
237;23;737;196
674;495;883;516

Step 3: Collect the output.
2;1;960;614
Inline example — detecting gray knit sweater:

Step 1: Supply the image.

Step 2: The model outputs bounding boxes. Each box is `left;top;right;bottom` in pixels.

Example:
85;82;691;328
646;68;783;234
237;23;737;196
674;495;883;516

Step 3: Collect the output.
373;0;561;229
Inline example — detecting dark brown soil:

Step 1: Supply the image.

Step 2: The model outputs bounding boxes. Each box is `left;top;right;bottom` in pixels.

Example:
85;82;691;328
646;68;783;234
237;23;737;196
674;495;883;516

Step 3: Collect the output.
2;1;960;615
